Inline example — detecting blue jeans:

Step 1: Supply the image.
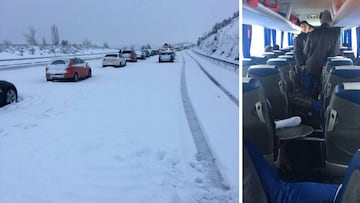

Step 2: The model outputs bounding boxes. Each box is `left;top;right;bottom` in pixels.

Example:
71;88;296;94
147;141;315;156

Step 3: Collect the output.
302;70;320;99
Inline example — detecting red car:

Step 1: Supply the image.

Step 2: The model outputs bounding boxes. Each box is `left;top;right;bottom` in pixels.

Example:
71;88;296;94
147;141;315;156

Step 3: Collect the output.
46;58;92;82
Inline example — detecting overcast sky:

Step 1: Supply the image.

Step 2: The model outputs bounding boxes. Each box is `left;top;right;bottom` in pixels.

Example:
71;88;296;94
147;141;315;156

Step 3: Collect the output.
0;0;239;48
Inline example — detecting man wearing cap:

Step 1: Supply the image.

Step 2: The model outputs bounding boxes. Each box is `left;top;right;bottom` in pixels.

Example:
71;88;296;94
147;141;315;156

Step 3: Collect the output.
294;21;312;92
303;10;340;99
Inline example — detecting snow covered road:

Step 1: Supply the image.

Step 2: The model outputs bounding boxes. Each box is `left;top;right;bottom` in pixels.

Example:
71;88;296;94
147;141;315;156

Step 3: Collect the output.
0;52;238;202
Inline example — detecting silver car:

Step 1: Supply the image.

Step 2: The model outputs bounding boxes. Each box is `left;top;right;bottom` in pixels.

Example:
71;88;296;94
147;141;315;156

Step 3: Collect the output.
102;54;127;67
158;50;175;63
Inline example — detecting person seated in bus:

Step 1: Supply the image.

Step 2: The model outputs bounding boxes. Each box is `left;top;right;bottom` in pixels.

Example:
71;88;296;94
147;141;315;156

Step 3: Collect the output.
265;45;273;52
273;44;280;51
303;10;340;100
294;21;312;92
245;141;339;203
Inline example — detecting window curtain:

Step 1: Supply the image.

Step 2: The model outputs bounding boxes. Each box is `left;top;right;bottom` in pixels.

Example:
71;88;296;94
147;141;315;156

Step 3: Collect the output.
343;29;352;48
242;24;252;58
357;27;360;57
271;29;277;47
288;33;294;46
264;28;271;47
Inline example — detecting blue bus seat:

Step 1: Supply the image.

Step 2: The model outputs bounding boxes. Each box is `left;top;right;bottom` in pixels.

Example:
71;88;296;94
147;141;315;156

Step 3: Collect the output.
334;149;360;203
342;50;355;62
243;78;276;163
325;82;360;176
247;64;289;120
323;65;360;112
322;57;353;90
267;58;295;97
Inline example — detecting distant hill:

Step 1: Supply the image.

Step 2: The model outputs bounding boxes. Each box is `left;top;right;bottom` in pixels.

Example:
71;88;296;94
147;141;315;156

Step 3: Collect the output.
196;13;239;62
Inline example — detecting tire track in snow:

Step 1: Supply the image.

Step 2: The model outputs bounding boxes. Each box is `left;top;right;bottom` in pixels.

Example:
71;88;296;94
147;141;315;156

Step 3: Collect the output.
186;51;239;107
180;52;230;191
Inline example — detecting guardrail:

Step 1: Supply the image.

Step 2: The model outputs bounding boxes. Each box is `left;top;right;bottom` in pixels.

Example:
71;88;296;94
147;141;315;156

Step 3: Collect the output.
0;52;112;71
191;49;239;71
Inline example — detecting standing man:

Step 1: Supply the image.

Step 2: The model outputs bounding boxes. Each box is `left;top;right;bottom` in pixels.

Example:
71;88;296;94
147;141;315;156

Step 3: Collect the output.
303;10;340;99
294;21;312;92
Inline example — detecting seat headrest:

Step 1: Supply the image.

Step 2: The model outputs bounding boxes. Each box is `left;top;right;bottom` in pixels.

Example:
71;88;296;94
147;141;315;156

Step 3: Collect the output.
327;56;345;62
243;78;263;93
266;58;288;66
328;58;353;66
330;66;360;78
243;58;253;66
334;83;360;104
248;65;280;77
263;52;276;58
343;50;354;54
278;55;294;61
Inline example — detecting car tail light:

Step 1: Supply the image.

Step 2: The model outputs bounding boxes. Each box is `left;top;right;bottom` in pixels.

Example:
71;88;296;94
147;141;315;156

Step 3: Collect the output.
113;58;117;61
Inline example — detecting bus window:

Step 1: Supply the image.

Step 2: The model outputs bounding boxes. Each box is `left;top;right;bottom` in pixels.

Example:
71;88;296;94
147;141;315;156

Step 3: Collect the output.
250;24;265;57
352;27;358;58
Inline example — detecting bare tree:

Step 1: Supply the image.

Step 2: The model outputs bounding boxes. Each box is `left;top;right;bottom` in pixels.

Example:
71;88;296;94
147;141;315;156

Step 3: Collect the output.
103;42;110;48
61;40;69;47
51;24;60;45
42;37;47;46
83;38;92;49
3;40;12;48
23;26;37;46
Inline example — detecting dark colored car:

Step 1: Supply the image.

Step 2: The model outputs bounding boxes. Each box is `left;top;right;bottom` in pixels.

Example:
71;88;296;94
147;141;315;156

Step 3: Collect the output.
0;80;18;107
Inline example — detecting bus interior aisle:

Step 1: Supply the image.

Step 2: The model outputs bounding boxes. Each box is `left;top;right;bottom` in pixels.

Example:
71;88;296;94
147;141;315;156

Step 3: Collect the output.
243;0;360;201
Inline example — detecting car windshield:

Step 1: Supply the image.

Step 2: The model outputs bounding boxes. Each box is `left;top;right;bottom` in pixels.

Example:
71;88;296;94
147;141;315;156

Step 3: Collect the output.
105;54;118;57
51;60;66;65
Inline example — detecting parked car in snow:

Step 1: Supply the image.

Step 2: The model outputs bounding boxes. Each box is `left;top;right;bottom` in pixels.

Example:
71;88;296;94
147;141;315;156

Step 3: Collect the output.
159;50;175;62
102;53;127;67
135;51;146;60
46;58;92;82
0;80;17;107
121;50;137;62
150;49;159;56
141;49;150;57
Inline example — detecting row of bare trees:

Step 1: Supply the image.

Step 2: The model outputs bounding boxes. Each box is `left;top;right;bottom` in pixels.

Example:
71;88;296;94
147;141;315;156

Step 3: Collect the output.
21;25;109;48
23;25;60;46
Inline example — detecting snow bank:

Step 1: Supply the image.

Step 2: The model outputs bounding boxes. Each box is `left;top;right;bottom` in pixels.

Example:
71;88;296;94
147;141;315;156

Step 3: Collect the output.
197;18;239;62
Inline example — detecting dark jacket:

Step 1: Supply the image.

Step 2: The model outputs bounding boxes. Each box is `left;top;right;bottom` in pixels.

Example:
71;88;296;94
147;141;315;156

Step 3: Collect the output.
303;23;340;75
294;32;308;67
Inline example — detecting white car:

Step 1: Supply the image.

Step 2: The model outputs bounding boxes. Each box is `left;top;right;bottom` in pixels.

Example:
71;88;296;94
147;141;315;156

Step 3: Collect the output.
158;50;175;63
102;54;127;67
135;51;146;60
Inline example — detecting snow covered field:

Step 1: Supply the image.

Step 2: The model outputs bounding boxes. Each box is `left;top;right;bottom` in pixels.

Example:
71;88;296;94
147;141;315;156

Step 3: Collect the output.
0;51;239;202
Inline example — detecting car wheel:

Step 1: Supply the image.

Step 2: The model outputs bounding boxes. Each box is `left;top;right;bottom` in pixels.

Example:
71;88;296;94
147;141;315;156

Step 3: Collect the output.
5;88;17;104
123;61;127;67
73;73;79;82
88;69;92;78
102;65;106;68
